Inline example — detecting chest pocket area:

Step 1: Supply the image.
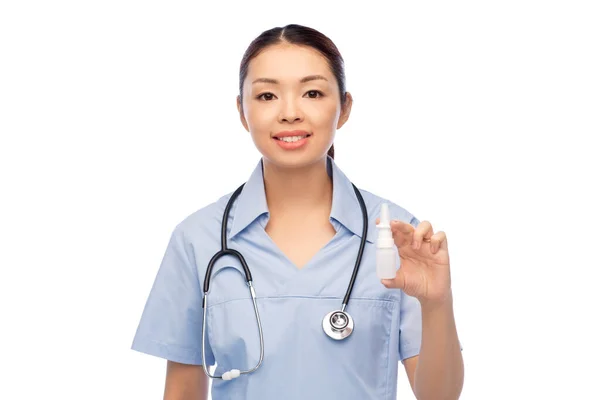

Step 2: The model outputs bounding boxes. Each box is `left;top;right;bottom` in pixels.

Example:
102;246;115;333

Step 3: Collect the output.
206;293;399;398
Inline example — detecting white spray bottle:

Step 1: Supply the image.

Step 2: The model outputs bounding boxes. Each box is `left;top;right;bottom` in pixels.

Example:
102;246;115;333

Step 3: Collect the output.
376;202;397;279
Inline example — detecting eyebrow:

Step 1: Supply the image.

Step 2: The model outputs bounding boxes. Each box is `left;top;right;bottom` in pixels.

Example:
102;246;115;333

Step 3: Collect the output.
252;75;328;85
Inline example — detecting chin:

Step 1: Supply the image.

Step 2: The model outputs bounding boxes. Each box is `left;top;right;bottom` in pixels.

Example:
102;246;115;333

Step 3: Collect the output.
261;149;328;169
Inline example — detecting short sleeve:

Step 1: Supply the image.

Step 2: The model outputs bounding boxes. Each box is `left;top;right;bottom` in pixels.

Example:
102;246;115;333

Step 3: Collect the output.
398;215;423;362
131;226;215;366
398;289;423;362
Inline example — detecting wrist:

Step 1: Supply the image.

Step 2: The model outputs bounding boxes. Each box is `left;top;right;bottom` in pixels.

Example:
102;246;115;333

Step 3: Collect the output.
418;289;453;312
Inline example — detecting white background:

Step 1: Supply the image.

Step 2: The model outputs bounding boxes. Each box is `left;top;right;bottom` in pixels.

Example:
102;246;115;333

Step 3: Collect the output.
1;1;599;399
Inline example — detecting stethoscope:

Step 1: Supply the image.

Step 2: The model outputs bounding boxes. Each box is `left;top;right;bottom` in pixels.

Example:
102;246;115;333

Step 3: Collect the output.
201;181;368;380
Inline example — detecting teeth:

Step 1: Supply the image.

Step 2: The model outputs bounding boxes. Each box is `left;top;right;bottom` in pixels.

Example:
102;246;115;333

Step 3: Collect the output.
279;135;307;143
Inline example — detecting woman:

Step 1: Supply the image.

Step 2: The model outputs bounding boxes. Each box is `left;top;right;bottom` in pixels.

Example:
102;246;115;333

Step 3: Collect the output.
132;24;464;399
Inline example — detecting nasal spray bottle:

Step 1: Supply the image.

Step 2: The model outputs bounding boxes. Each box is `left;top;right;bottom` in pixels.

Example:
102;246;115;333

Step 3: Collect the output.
376;203;397;279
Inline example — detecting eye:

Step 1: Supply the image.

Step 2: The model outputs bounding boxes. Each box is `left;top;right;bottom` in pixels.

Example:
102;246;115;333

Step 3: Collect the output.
305;90;324;99
256;92;275;101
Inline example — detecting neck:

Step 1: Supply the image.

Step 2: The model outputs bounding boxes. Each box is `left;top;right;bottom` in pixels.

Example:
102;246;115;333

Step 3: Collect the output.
262;157;332;216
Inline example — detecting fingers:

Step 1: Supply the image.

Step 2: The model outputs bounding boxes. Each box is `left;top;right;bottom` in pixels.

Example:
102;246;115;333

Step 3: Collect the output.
412;221;434;250
389;220;414;248
429;231;447;254
388;220;436;251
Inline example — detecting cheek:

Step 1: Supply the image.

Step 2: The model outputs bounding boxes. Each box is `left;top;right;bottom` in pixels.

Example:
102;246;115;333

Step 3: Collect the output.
245;105;274;132
309;101;340;128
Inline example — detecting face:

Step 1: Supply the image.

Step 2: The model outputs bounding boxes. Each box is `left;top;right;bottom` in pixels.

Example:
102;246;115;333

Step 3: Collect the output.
237;43;352;168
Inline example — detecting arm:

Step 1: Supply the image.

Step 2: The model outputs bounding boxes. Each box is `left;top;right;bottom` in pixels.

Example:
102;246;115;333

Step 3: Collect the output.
131;226;216;399
380;217;464;400
404;294;464;400
164;361;210;400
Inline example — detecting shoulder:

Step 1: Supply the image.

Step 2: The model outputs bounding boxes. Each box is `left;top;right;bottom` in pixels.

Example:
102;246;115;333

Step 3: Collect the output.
358;187;420;227
169;190;237;249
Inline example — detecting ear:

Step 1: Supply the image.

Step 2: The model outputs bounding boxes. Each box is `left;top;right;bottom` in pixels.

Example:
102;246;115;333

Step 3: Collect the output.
237;95;249;132
336;92;353;129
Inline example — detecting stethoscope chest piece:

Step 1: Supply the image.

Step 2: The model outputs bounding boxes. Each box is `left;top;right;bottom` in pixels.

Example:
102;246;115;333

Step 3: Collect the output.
322;310;354;340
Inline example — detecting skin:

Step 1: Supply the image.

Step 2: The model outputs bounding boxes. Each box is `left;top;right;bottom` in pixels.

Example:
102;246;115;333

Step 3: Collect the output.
164;361;209;399
164;43;464;400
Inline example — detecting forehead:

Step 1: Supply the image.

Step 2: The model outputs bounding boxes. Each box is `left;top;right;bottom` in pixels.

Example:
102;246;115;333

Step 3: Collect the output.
247;44;333;81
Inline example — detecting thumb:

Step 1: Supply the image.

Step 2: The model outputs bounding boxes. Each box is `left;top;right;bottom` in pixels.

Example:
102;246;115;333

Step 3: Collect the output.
381;271;405;290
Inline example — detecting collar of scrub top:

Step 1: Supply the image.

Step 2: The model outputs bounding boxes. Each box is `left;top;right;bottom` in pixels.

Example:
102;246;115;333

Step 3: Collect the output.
228;155;376;244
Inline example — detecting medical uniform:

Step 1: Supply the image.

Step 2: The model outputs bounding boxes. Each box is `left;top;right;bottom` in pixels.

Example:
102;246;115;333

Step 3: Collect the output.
131;156;423;399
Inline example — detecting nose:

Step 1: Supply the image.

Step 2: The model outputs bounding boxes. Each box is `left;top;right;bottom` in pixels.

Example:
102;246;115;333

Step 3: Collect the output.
278;98;303;123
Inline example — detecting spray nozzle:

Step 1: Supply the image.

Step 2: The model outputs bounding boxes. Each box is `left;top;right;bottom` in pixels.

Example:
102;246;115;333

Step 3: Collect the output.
377;202;390;228
376;203;394;248
375;202;397;279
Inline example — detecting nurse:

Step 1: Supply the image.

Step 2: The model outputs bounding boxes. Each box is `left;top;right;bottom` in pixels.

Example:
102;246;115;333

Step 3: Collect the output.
132;24;464;399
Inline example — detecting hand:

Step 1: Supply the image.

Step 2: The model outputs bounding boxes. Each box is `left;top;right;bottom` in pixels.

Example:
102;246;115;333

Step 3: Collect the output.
377;219;452;305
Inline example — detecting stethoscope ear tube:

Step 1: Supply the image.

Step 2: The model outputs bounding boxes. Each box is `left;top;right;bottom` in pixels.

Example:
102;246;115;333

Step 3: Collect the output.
201;182;264;380
201;280;265;380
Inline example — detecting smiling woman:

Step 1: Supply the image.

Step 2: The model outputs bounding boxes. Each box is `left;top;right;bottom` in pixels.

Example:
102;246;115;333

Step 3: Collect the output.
236;25;351;165
131;24;463;400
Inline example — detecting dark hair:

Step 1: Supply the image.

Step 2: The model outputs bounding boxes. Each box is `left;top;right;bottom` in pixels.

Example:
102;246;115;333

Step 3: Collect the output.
239;24;347;159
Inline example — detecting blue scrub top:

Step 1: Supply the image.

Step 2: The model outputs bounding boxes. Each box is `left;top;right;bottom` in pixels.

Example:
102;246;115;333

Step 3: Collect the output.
132;156;423;399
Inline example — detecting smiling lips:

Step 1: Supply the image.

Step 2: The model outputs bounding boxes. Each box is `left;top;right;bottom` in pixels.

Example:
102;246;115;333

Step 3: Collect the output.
272;130;311;149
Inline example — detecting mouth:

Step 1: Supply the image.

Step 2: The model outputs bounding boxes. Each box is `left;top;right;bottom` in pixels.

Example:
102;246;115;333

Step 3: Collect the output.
273;133;312;143
272;131;312;150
